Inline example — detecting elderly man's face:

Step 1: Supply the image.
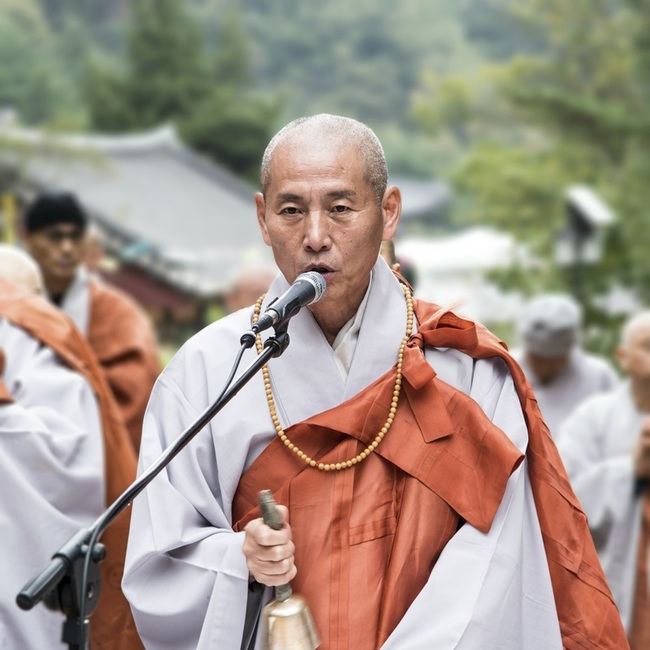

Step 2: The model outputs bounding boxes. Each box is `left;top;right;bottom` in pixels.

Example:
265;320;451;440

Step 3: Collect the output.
23;223;85;293
255;139;400;336
617;325;650;382
525;352;570;385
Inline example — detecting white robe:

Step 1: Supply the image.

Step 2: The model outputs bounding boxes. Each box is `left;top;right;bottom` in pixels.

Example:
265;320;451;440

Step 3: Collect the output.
513;348;619;438
48;266;92;335
557;382;644;632
123;259;561;649
0;318;105;649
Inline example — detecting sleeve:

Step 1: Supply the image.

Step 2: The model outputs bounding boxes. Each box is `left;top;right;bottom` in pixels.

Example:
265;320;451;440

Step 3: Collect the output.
0;319;104;522
383;354;562;649
0;319;105;647
556;397;635;542
122;366;253;650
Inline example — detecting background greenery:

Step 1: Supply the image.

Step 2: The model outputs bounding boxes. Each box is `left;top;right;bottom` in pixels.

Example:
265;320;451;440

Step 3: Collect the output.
1;0;647;354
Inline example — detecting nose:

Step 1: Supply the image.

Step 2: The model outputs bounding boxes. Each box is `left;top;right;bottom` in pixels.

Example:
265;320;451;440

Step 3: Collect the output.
59;238;76;255
303;212;331;252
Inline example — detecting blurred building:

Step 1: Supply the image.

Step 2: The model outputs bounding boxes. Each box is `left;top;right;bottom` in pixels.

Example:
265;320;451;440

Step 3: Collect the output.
391;176;452;234
396;227;530;326
0;118;272;343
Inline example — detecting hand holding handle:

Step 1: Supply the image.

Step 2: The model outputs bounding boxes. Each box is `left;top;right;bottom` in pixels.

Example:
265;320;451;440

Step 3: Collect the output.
258;490;292;602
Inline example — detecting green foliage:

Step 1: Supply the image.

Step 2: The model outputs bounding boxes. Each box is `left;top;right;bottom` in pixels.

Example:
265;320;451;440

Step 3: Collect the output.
0;1;82;124
413;0;650;357
83;58;133;130
81;0;277;178
126;0;210;126
180;88;279;182
83;0;211;130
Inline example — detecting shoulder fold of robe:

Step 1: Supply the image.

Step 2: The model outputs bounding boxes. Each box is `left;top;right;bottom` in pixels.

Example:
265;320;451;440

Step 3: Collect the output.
0;278;144;650
233;295;627;650
87;278;161;451
413;299;627;649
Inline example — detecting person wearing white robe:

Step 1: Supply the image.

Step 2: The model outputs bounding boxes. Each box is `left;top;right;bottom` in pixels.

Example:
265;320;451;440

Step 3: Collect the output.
512;293;619;438
121;114;582;649
0;318;105;649
557;311;650;636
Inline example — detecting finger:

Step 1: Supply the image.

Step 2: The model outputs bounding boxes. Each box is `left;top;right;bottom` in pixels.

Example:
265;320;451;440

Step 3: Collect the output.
253;539;295;563
244;518;291;547
250;561;298;587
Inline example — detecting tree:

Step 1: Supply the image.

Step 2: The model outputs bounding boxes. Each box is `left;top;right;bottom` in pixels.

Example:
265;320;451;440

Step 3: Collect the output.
86;0;210;130
0;0;82;125
180;4;278;182
84;0;276;180
413;0;650;354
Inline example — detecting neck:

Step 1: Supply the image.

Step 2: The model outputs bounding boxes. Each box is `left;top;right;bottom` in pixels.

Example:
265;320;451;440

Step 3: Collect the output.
309;307;354;345
45;275;74;301
308;274;372;346
631;379;650;413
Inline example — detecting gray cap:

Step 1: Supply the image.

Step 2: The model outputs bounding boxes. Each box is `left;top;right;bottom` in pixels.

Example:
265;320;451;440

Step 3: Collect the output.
518;294;582;358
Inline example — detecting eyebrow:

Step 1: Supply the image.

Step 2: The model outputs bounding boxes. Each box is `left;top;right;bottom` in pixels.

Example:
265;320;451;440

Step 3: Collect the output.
275;190;358;203
276;193;303;203
326;190;357;200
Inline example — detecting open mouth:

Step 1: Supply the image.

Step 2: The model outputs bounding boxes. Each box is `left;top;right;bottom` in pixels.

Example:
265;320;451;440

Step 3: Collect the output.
309;266;331;275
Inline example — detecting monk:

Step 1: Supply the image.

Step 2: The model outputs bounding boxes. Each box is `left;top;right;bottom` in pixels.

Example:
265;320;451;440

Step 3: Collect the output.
21;192;161;451
0;247;143;649
123;114;627;649
558;311;650;648
512;293;619;438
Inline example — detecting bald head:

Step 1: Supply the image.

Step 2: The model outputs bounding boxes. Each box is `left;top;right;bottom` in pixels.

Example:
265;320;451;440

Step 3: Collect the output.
0;244;44;294
260;114;388;205
620;311;650;347
225;263;277;313
616;310;650;382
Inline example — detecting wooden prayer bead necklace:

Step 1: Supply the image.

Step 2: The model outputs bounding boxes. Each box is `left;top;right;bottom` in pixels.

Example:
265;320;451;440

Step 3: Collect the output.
253;283;414;471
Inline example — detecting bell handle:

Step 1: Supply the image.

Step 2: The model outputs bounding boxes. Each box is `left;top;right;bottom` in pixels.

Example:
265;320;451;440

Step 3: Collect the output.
258;490;293;602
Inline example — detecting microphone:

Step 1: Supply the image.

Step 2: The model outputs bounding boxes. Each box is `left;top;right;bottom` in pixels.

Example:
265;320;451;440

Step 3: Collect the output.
254;271;326;334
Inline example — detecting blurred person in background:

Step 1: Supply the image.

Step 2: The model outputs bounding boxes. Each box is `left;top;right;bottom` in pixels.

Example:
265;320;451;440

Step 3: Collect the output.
0;243;43;294
512;293;619;438
123;113;625;649
21;191;162;452
557;311;650;648
0;246;142;649
224;262;278;314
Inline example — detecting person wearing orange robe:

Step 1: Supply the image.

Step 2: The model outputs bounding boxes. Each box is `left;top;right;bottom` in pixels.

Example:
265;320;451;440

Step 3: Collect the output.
0;269;143;649
123;114;627;649
21;191;161;452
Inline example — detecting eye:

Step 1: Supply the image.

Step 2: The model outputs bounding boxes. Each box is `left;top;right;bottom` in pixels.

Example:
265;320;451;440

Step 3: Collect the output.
281;206;301;215
331;204;349;213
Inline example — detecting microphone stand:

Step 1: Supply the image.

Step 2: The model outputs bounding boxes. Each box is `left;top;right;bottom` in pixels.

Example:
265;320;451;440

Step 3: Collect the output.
16;325;291;650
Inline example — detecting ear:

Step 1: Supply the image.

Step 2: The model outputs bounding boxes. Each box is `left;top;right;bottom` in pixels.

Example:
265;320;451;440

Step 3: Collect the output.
255;193;271;247
381;186;401;240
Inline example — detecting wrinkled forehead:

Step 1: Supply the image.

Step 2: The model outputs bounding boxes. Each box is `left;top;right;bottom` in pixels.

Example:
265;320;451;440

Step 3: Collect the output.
274;130;360;162
268;137;366;186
